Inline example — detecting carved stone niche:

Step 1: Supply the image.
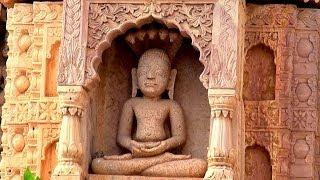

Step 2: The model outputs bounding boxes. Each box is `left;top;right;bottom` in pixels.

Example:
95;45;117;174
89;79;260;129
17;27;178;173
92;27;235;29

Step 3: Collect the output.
243;43;276;101
245;145;272;180
89;23;210;178
243;43;278;130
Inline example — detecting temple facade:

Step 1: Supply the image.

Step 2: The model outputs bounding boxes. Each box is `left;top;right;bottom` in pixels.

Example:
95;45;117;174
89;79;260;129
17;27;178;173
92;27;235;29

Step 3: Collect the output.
0;0;320;179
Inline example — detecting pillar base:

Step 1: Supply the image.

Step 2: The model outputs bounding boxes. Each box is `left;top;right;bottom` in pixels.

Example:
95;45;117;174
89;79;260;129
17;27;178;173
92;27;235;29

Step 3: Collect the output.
51;162;84;180
204;166;233;180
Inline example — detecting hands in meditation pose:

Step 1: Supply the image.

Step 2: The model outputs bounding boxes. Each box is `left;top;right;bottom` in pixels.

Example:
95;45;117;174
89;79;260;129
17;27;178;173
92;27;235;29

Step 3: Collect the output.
91;49;207;177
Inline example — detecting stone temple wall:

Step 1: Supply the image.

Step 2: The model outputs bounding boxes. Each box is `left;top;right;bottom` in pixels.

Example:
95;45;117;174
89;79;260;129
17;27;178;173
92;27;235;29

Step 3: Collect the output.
0;2;62;179
244;4;320;179
1;1;320;180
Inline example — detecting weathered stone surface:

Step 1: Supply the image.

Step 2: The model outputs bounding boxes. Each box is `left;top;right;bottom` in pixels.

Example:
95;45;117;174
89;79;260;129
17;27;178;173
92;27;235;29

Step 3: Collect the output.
0;2;62;179
91;48;207;177
88;174;202;180
2;0;320;180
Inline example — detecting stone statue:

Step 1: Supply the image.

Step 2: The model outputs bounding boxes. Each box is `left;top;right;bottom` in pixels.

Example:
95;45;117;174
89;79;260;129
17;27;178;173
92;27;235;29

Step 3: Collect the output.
91;48;207;177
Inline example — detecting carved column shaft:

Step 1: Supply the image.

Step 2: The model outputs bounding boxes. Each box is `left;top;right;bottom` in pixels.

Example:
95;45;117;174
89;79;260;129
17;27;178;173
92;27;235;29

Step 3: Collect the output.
52;86;87;180
205;89;236;179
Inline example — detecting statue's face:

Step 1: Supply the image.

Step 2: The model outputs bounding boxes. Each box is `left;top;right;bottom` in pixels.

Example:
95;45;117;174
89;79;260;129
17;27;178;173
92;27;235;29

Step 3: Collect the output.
137;56;170;98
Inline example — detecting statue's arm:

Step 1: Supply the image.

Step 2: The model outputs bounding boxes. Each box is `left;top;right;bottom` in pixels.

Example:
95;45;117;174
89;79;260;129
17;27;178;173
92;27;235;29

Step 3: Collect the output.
164;101;186;150
117;99;134;150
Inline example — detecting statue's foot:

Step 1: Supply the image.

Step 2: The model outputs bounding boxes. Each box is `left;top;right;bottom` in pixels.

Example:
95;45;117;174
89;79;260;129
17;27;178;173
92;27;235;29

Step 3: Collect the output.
141;158;207;177
163;152;191;161
103;153;132;160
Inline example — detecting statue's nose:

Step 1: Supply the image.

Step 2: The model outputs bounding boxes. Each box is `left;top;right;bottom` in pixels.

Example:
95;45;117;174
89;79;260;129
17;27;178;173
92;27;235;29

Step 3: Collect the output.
147;71;155;79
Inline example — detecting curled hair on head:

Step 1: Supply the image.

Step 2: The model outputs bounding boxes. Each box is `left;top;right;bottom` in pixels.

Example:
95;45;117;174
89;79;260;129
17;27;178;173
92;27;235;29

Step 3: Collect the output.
138;48;171;67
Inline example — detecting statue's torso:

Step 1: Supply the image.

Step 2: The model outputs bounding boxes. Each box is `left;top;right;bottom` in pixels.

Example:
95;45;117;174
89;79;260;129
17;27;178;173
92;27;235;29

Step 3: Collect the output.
131;98;171;142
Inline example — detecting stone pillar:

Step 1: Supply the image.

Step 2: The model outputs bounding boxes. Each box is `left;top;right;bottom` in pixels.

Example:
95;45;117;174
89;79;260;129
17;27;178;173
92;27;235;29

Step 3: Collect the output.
205;89;236;179
204;0;245;179
52;86;87;180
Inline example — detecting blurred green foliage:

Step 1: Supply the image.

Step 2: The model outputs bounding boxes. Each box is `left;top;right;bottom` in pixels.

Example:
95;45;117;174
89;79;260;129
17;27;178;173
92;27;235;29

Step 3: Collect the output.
23;167;40;180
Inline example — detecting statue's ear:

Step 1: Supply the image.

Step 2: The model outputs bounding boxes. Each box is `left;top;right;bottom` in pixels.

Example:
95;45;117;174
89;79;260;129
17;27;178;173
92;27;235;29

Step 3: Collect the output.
132;68;138;97
167;69;177;100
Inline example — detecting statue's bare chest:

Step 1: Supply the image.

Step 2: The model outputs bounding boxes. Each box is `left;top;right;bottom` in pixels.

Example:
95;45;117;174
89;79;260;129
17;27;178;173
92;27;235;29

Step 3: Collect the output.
133;101;169;124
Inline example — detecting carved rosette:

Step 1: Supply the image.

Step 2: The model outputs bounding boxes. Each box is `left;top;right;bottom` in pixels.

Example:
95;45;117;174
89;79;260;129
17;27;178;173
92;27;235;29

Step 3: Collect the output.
52;86;87;178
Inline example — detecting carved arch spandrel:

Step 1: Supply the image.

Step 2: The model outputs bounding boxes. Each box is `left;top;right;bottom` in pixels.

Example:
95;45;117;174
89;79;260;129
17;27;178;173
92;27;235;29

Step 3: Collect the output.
245;31;279;61
85;2;214;89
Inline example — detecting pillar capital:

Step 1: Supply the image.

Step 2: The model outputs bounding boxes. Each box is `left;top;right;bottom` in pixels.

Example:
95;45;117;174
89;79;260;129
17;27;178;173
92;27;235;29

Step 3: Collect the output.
208;89;236;115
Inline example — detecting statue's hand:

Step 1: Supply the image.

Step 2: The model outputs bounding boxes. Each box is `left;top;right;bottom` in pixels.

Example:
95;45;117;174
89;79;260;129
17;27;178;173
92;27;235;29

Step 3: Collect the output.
130;141;165;157
143;141;161;149
141;141;168;156
130;140;148;157
130;140;145;150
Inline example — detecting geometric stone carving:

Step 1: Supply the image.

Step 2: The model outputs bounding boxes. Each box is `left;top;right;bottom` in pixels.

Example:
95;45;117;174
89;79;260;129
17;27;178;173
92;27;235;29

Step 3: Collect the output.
244;101;279;129
297;38;313;58
0;2;62;179
245;3;320;180
293;139;310;159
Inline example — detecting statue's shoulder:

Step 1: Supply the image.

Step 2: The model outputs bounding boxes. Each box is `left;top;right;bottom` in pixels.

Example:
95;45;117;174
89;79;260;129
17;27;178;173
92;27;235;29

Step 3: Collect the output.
165;99;182;109
124;97;141;106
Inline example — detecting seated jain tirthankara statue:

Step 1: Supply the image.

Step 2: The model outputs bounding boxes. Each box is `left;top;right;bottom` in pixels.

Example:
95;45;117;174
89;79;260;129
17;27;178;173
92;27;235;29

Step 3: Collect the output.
91;49;207;177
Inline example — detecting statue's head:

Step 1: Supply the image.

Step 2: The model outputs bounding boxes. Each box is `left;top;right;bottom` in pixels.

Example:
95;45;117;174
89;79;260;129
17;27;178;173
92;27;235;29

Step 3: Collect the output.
132;48;177;99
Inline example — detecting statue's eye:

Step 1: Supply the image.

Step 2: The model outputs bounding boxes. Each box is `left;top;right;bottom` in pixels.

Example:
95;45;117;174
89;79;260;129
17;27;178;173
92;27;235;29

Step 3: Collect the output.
138;70;147;76
156;71;167;78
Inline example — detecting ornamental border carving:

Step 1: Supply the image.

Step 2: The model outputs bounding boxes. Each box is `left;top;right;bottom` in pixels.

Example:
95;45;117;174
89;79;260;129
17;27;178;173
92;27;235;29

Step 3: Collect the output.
85;2;214;89
246;4;297;28
244;31;279;60
58;0;239;89
297;9;320;29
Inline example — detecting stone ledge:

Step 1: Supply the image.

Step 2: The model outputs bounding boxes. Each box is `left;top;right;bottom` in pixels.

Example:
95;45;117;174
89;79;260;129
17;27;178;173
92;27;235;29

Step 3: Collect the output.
88;175;202;180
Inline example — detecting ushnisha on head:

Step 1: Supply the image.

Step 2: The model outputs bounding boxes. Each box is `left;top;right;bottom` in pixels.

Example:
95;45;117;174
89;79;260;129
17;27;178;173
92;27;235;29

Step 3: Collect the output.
132;48;177;99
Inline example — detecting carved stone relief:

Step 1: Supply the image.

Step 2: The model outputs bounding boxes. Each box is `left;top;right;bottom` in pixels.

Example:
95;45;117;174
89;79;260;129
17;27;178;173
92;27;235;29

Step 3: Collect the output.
83;2;215;89
0;2;62;179
55;0;239;92
245;101;279;129
4;1;320;180
54;0;244;179
246;4;297;28
244;4;296;180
